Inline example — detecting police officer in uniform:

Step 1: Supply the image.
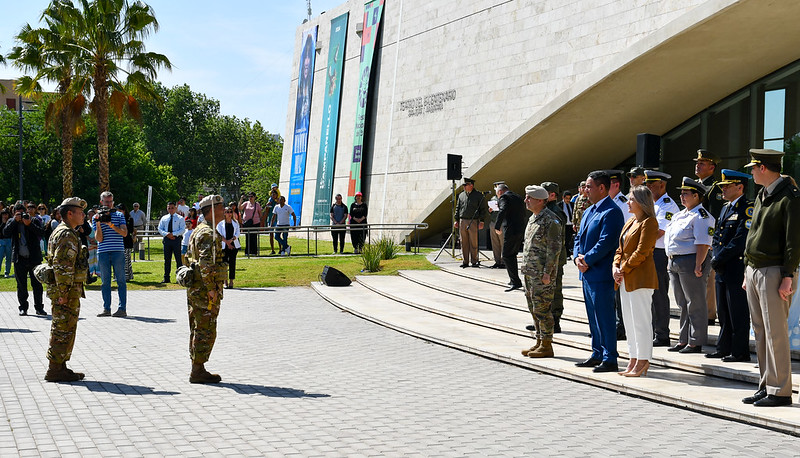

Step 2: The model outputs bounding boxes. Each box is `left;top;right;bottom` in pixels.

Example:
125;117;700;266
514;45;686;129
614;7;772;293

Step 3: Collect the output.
741;149;800;407
520;185;563;358
706;170;752;362
542;182;568;332
644;171;680;346
454;177;486;267
694;149;724;325
185;194;228;384
44;197;89;382
627;166;647;188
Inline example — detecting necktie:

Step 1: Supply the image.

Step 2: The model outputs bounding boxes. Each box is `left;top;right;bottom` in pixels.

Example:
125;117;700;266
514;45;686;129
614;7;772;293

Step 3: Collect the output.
167;215;173;234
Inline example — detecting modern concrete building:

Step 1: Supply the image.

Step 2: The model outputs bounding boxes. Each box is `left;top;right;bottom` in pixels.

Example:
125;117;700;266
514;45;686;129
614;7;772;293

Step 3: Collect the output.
282;0;800;241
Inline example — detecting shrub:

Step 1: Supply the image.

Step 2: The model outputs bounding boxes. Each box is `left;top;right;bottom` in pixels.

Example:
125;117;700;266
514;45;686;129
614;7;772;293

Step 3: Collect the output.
360;243;382;272
376;236;400;260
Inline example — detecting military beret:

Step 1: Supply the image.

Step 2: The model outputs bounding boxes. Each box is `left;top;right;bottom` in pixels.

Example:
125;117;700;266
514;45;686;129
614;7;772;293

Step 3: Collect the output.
199;194;225;210
677;176;709;195
693;149;720;163
745;148;784;168
540;181;560;195
525;185;548;200
717;169;751;185
59;197;87;210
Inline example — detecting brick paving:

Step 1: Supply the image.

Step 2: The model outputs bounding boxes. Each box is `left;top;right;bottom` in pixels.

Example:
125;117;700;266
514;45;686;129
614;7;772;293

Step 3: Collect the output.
0;287;798;456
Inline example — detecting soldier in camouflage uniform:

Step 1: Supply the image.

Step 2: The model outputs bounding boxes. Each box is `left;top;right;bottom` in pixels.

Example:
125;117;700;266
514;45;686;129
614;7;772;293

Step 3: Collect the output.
45;197;89;382
572;181;591;233
520;185;563;358
185;194;228;383
542;181;568;333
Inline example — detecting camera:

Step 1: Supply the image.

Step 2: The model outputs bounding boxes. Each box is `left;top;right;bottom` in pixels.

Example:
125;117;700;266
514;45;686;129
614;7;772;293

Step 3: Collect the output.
22;213;30;220
97;206;113;223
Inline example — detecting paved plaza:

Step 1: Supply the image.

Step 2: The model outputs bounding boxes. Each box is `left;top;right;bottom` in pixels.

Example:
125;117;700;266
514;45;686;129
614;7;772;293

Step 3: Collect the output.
0;287;798;456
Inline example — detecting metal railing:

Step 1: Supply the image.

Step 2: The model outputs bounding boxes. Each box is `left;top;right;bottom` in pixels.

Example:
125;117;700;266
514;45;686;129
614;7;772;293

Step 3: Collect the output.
132;222;429;258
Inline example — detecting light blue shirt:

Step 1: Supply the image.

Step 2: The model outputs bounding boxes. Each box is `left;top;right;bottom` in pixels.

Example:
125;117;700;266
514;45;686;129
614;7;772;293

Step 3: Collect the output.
158;213;186;238
665;204;715;257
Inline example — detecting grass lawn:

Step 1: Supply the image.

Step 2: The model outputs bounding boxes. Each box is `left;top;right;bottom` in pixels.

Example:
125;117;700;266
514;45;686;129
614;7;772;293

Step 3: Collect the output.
0;237;437;292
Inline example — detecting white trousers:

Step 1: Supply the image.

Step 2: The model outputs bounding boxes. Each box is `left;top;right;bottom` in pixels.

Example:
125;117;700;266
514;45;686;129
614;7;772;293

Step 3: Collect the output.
620;279;655;360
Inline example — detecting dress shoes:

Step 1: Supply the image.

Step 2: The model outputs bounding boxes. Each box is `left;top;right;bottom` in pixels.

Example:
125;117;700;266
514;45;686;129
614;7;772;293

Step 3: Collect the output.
592;361;619;373
652;338;671;347
35;308;48;316
471;263;480;268
742;389;767;404
19;309;27;316
708;318;715;326
97;310;111;317
575;358;602;368
705;351;726;359
489;263;502;269
753;394;792;407
553;322;561;334
722;355;751;363
667;343;687;352
505;284;522;292
678;345;702;354
460;264;469;268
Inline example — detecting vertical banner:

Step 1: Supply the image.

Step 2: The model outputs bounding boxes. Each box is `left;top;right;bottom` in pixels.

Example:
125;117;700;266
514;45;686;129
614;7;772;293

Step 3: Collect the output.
312;13;350;225
347;0;385;206
288;26;319;224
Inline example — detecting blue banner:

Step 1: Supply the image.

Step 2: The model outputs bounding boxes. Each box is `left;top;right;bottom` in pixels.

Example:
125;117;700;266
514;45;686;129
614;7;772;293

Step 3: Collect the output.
312;13;349;225
288;26;318;223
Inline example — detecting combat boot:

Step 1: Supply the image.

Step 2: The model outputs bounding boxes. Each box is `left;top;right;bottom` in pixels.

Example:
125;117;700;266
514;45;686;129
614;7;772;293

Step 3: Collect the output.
44;361;81;382
63;363;85;380
528;339;554;358
521;337;541;356
190;364;222;384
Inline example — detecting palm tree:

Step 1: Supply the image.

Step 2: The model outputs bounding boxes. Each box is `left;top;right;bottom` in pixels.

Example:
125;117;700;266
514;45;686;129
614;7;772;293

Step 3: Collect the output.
8;0;86;197
69;0;171;192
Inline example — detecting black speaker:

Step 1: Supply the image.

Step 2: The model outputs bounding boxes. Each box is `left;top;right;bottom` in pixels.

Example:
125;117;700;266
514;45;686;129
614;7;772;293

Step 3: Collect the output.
320;266;352;287
446;154;462;181
636;133;661;169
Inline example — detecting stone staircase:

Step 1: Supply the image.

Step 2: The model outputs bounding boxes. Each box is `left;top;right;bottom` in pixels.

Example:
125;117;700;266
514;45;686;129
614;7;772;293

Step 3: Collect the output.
312;251;800;435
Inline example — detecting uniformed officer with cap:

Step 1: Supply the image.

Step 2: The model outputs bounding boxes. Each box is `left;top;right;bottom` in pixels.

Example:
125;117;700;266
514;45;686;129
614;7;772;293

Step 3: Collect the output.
627;166;647;188
572;181;590;234
454;177;486;267
488;181;505;269
694;149;724;325
185;194;228;383
645;170;680;346
606;169;632;340
664;177;715;354
45;197;89;382
741;149;800;407
520;185;562;358
541;181;568;330
706;169;752;362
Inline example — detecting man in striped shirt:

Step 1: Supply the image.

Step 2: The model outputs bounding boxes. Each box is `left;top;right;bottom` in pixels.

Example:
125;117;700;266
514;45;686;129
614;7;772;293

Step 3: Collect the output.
93;191;128;318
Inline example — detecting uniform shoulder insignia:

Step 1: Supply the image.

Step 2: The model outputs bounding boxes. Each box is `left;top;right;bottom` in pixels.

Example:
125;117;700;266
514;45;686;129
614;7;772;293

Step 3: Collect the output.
792;187;800;197
618;195;627;202
663;197;671;203
745;206;754;217
665;212;673;221
708;227;714;236
698;208;709;219
745;219;752;229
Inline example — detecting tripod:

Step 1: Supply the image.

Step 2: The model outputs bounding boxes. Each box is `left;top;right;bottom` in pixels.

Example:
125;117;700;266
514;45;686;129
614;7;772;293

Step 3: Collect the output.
435;185;491;263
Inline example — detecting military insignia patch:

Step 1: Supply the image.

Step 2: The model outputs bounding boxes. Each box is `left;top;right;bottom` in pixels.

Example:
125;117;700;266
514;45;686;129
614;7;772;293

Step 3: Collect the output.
746;206;754;217
745;219;752;229
728;214;738;221
665;212;673;221
619;195;627;202
698;208;709;218
708;227;714;236
663;197;671;203
716;194;723;200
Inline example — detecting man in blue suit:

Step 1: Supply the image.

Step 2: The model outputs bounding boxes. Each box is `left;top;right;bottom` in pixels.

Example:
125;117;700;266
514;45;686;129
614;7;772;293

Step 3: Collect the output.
574;170;625;372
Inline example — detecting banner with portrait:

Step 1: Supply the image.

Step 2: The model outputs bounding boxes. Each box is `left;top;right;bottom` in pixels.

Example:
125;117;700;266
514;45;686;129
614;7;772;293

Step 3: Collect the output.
312;13;349;225
288;26;318;223
346;0;385;206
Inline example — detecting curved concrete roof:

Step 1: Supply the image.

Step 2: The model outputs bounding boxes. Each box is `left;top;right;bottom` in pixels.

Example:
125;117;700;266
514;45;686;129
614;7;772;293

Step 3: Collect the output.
418;0;800;237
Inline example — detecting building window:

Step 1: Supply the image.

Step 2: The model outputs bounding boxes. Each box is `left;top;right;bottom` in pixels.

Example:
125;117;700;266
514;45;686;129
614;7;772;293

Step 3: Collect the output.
763;88;786;150
6;98;16;111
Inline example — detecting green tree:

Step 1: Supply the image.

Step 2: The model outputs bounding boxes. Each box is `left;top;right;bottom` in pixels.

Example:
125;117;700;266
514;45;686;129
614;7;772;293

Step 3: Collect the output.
241;123;283;201
68;0;171;192
8;0;87;198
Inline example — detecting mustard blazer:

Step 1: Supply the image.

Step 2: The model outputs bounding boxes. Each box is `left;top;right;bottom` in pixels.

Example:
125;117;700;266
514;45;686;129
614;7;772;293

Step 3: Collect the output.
613;216;659;292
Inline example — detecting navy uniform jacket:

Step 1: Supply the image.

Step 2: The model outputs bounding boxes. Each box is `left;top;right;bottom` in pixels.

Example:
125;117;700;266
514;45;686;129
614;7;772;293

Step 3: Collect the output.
711;196;752;283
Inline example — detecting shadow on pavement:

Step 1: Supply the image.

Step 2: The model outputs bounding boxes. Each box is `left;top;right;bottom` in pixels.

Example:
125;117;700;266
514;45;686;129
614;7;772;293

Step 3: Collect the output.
125;316;176;324
234;288;276;292
0;328;39;333
81;381;179;395
216;383;330;398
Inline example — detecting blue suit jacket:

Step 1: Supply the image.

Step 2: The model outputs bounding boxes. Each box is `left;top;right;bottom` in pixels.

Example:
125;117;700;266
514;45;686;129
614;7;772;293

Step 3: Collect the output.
574;196;624;283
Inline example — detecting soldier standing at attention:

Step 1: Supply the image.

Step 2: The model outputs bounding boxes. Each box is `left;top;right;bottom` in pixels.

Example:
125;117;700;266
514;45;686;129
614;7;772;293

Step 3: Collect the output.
45;197;89;382
694;149;724;326
572;181;590;234
741;149;800;407
454;177;486;268
185;195;228;384
541;182;567;332
520;185;563;358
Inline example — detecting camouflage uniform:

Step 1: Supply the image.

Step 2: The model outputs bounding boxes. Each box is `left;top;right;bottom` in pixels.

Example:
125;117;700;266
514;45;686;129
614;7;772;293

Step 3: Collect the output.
572;194;591;233
521;207;563;339
46;222;88;364
545;200;568;325
185;220;228;364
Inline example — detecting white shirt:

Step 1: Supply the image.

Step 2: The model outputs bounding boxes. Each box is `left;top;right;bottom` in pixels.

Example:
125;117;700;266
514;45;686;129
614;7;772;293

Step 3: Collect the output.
216;220;241;249
654;193;680;249
611;192;633;226
176;204;190;218
664;204;715;257
274;204;295;226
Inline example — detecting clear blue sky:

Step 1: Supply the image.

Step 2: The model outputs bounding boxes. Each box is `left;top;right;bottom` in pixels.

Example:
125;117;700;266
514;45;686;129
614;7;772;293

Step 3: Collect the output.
0;0;345;136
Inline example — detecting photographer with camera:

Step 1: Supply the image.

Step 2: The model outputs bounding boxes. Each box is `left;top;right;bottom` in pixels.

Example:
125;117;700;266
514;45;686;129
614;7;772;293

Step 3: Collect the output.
2;203;46;315
92;191;128;318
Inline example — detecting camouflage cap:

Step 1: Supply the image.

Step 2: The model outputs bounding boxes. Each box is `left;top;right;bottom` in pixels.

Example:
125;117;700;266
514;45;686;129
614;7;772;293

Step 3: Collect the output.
198;194;224;210
58;197;87;210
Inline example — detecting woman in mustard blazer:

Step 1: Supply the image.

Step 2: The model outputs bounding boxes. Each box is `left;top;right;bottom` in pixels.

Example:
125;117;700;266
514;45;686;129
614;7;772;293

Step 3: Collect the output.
613;185;659;377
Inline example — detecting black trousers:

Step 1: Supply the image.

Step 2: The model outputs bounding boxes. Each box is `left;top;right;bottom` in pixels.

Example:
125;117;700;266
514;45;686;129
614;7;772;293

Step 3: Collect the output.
715;270;750;358
350;228;367;251
651;248;671;341
15;257;43;312
332;226;346;252
564;224;575;255
163;238;182;280
243;220;258;255
223;248;238;280
502;231;524;287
